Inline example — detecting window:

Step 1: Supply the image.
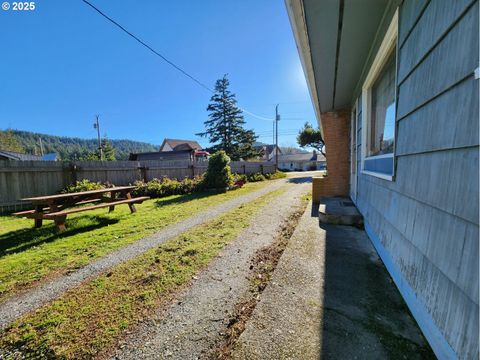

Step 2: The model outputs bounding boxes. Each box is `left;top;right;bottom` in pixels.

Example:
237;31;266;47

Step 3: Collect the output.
370;51;396;156
361;9;398;180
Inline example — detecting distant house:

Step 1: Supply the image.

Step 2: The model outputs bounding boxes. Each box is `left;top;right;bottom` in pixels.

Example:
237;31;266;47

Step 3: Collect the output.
129;150;194;161
159;139;202;152
254;144;282;161
0;150;57;161
274;151;326;171
129;138;209;162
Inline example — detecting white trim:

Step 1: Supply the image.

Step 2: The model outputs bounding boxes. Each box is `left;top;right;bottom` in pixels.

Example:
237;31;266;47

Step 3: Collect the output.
361;9;398;178
361;170;393;181
350;99;358;200
284;0;324;139
475;67;479;79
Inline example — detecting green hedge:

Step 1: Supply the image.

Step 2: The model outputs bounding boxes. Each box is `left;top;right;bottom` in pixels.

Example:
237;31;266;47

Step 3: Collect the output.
61;179;108;193
61;170;286;199
131;177;204;198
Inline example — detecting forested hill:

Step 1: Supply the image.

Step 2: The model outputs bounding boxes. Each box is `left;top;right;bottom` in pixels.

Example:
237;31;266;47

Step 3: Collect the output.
5;130;158;161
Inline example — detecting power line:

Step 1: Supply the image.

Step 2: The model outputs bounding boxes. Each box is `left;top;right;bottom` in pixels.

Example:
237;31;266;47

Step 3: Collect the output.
81;0;274;122
81;0;212;93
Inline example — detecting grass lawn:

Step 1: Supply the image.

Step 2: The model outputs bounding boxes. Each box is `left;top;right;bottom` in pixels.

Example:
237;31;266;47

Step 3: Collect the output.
0;181;272;300
1;187;287;359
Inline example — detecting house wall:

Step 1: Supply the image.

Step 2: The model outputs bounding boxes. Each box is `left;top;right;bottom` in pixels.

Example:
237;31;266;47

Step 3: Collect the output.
161;143;173;151
353;1;479;359
279;161;314;171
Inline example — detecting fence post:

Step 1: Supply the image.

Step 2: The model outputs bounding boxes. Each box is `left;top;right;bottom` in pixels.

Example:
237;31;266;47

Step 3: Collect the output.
70;163;77;184
260;164;264;174
191;163;195;178
139;166;148;182
243;164;246;174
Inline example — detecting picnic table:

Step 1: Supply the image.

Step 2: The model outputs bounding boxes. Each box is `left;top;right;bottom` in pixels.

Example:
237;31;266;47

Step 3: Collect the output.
13;186;149;232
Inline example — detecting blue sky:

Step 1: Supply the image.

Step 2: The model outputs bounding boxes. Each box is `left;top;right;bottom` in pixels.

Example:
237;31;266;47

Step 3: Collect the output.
0;0;316;148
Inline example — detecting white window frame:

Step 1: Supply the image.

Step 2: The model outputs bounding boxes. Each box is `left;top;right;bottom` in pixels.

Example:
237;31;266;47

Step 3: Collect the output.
350;99;358;200
361;9;398;181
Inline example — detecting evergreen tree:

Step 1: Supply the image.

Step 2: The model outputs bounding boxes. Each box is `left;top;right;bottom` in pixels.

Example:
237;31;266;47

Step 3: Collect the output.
197;75;258;160
101;138;116;161
0;130;24;153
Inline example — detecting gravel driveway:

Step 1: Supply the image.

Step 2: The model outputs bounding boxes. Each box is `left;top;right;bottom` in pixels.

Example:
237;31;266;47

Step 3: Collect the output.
0;178;295;331
111;179;311;359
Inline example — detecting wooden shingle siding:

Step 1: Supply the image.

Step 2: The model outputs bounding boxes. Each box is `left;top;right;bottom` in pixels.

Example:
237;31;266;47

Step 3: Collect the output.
398;0;429;45
397;2;478;119
358;175;478;303
398;0;474;82
396;77;479;156
357;190;478;359
354;0;479;358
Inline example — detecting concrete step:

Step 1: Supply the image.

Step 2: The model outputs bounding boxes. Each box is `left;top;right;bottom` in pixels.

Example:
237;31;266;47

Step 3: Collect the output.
318;197;363;226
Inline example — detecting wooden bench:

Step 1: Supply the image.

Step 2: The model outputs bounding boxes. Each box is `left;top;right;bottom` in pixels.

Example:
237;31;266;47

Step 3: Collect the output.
14;186;149;232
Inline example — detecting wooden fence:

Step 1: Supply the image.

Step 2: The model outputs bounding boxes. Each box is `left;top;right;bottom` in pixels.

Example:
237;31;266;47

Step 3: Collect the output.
0;160;276;212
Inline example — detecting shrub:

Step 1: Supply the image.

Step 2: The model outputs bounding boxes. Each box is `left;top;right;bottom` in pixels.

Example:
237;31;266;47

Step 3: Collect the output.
233;174;247;183
246;173;266;182
62;179;106;193
131;176;203;198
203;151;234;189
264;171;287;180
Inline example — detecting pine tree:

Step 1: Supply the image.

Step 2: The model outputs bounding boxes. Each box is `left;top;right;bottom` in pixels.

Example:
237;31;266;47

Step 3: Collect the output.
101;138;116;161
0;130;24;153
197;75;258;160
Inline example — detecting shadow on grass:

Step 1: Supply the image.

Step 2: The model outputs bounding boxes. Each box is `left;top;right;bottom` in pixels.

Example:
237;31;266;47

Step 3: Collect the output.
153;189;230;208
0;216;119;257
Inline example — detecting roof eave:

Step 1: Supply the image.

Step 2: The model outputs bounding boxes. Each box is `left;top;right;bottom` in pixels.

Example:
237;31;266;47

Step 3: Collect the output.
284;0;324;139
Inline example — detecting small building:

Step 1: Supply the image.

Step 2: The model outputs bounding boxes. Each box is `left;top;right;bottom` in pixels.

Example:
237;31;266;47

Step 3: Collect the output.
128;150;194;161
275;151;326;171
159;139;202;152
130;138;209;162
254;144;282;161
0;150;57;161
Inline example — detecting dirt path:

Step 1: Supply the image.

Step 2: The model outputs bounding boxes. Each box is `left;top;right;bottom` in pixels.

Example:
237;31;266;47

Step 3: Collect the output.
110;180;311;359
231;202;434;360
0;178;301;331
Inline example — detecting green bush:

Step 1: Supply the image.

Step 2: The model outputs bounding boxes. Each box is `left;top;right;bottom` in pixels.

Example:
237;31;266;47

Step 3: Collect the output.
246;173;266;182
132;176;203;198
233;173;247;183
62;179;106;193
264;171;287;180
203;151;234;189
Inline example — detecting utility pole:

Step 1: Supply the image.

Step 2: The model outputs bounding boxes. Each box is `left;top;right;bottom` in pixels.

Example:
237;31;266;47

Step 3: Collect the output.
93;115;103;161
38;137;44;156
273;118;275;146
275;104;280;170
